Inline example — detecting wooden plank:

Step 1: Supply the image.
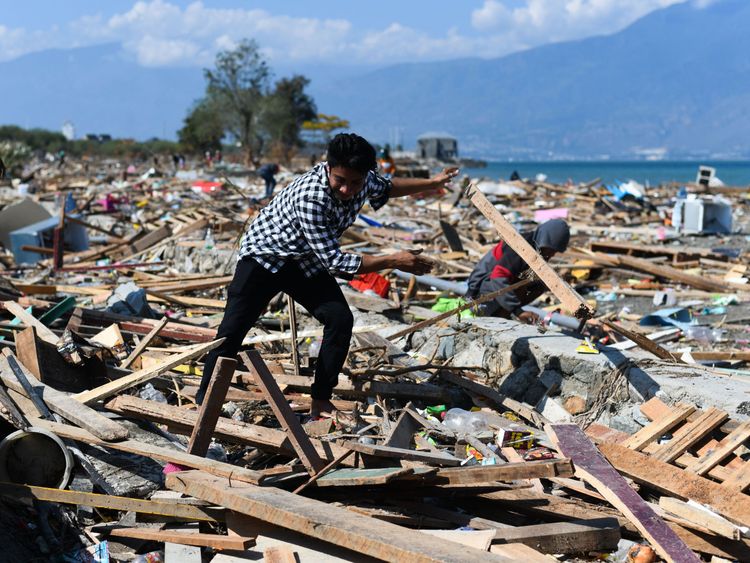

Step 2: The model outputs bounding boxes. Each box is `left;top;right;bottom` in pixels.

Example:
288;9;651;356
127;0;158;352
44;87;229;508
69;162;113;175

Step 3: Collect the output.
314;467;413;487
344;440;462;467
659;497;741;540
166;470;513;562
74;338;224;404
28;416;264;485
721;462;750;492
598;441;750;527
547;424;700;563
467;184;594;319
0;351;129;442
0;482;219;521
493;518;620;555
1;301;58;345
613;254;739;293
187;357;236;457
122;316;169;369
421;529;493;550
602;319;681;362
430;459;574;485
689;420;750;476
489;543;551;561
105;395;351;461
652;407;728;463
242;350;325;474
623;403;695;451
264;546;297;563
107;527;254;550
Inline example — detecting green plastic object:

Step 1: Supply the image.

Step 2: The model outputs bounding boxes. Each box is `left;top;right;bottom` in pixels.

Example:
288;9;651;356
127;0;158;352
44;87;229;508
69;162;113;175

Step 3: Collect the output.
430;297;475;319
38;296;77;326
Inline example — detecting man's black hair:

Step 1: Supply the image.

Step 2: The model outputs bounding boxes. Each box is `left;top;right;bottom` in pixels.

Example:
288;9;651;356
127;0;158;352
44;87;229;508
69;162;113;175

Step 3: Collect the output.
326;133;377;174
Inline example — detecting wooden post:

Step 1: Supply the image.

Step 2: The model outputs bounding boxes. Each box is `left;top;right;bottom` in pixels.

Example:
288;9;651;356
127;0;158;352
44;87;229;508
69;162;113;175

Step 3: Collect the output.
467;184;595;319
187;357;236;457
241;350;325;474
286;295;300;375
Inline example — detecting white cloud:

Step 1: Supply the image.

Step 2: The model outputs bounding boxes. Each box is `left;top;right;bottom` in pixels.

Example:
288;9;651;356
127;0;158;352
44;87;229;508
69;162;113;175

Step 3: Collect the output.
0;0;690;67
470;0;685;46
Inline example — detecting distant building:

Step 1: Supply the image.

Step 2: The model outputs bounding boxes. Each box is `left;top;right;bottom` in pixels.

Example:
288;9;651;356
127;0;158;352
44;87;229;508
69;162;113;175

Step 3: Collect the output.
416;132;458;161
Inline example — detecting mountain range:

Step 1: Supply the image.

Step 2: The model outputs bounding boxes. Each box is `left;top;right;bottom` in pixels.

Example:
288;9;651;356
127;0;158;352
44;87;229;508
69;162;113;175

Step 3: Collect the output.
1;0;748;159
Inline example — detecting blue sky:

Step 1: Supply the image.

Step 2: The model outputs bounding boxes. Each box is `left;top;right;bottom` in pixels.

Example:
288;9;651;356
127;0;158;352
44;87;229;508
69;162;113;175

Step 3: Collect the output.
0;1;688;68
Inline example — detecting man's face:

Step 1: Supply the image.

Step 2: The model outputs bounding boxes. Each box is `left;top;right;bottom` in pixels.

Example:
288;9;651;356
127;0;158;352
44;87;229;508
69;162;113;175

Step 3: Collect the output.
327;166;366;201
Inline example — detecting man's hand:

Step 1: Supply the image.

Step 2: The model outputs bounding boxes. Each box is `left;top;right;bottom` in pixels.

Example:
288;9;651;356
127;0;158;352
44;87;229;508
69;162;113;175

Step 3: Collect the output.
516;311;539;324
427;167;459;194
392;249;433;275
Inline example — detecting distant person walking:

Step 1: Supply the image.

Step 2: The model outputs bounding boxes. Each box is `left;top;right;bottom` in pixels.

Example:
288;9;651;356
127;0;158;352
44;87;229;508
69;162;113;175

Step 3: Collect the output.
258;163;280;199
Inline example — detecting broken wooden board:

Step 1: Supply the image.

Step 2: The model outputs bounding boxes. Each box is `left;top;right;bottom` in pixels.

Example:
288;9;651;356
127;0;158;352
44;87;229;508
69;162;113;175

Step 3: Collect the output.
105;527;254;550
28;416;264;485
659;497;741;541
622;403;695;451
602;319;681;362
314;467;414;487
1;300;58;346
187;357;236;458
467;184;594;319
547;424;700;563
429;459;574;485
0;482;220;521
0;351;128;441
122;316;169;369
242;350;325;474
105;395;351;462
15;326;93;392
597;441;750;526
74;338;224;404
166;470;514;562
344;441;462;467
493;518;620;555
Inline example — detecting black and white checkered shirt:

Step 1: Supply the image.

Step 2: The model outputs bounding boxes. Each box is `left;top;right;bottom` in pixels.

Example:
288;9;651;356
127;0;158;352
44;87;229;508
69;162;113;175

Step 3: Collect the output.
238;162;391;277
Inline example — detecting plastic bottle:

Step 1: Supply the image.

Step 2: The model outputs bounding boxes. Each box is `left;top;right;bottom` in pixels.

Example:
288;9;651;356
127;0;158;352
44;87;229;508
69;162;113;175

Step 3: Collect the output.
443;408;489;434
684;326;723;344
204;227;215;249
139;383;167;403
309;338;322;359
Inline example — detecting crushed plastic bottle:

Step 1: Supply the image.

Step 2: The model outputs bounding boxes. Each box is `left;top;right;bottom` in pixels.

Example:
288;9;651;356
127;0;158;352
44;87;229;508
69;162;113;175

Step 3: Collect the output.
443;408;489;434
684;326;724;344
308;338;322;359
139;383;167;403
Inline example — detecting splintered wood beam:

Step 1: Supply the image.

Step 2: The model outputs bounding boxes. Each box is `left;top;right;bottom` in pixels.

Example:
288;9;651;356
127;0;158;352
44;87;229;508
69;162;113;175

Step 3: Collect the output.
74;338;224;405
466;184;594;319
121;316;169;369
29;416;264;485
1;301;59;346
547;424;700;563
166;470;514;562
187;357;237;457
602;319;682;362
0;482;219;521
105;527;254;550
241;350;325;475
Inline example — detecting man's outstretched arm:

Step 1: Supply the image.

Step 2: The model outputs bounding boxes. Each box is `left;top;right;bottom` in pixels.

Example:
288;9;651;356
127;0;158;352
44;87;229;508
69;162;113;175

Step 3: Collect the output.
389;167;459;198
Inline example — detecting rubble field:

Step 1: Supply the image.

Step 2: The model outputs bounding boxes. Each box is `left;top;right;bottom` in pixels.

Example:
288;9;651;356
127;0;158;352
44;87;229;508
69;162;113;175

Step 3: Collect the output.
0;155;749;562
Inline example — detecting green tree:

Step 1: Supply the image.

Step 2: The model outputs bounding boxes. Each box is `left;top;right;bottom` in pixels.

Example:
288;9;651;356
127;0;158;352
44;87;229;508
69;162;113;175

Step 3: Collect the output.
178;98;225;153
302;113;350;143
261;75;317;163
204;39;270;164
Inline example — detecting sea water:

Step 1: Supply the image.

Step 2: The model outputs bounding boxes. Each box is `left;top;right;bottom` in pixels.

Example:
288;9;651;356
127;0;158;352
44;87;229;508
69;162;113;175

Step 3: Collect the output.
460;160;750;186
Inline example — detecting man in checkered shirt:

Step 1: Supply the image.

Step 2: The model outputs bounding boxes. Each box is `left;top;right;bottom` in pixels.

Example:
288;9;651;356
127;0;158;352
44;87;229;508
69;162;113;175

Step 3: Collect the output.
197;133;458;417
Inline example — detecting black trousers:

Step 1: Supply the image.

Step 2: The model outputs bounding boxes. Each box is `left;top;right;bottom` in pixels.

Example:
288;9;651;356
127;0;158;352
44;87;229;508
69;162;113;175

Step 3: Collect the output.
196;258;354;404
